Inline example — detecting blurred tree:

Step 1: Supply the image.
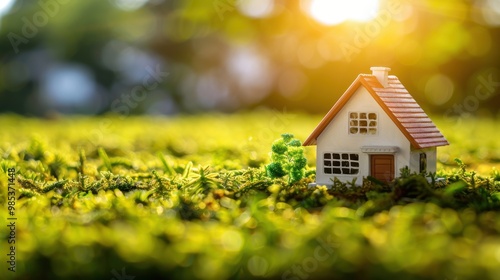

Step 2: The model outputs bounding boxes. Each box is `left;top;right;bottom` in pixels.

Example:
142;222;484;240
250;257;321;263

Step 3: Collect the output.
0;0;499;116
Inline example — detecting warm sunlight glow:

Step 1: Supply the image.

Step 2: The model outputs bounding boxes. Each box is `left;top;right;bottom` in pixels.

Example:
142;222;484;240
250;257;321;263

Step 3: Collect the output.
309;0;379;25
0;0;15;15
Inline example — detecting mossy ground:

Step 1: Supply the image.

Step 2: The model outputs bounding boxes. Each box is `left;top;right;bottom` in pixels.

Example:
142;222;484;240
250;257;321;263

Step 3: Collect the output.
1;112;500;280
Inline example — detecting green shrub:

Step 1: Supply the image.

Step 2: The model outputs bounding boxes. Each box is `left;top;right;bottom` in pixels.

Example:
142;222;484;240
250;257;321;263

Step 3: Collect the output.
265;133;307;183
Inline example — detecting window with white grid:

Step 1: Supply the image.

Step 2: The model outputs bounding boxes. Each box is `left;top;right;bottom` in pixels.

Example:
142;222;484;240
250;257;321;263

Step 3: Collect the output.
323;153;359;175
349;112;377;135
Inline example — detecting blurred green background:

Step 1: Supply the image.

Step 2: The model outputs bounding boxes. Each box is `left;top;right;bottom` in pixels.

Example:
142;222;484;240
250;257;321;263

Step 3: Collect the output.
0;0;499;117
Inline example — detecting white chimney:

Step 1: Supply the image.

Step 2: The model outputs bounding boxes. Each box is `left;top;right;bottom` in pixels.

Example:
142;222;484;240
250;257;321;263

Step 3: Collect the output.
370;66;391;87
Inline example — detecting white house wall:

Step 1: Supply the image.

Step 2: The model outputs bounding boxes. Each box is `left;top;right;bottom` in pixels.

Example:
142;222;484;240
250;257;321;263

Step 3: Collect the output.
316;86;411;185
409;147;437;173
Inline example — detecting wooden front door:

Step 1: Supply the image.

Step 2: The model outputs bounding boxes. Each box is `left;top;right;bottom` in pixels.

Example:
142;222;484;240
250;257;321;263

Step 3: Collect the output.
371;155;394;182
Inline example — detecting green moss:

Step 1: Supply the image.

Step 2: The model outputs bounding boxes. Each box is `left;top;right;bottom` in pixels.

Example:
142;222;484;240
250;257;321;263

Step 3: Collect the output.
0;113;499;280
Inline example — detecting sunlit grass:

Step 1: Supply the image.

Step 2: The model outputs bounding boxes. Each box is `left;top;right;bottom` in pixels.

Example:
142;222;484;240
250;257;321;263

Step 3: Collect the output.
0;112;500;279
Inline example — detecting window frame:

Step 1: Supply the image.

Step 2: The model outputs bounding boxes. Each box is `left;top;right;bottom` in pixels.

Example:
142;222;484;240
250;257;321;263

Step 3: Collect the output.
348;112;378;135
323;152;360;176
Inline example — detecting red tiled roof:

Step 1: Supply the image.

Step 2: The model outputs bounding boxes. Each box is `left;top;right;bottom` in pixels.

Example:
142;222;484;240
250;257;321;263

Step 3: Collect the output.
303;74;449;149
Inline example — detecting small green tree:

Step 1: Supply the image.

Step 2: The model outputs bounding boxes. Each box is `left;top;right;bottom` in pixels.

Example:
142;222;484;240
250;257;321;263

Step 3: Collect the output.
266;133;307;183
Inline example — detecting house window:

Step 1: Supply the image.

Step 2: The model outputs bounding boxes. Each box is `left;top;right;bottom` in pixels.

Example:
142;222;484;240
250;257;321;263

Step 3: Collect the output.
324;153;359;175
349;112;377;135
419;153;427;173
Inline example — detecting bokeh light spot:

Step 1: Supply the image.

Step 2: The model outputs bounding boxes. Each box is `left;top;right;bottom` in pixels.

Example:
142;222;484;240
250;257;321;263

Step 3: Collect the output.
41;64;96;107
0;0;15;15
425;74;454;106
308;0;379;25
482;0;500;26
225;46;272;104
247;256;269;276
221;230;243;252
238;0;274;18
113;0;149;11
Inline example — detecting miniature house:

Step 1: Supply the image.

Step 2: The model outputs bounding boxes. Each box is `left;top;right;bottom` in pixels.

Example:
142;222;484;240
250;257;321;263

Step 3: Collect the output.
303;67;448;186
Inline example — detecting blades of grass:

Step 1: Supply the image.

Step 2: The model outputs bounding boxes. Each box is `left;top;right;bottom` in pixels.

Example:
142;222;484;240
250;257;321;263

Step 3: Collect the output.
0;160;16;174
42;180;67;193
366;176;385;186
157;152;174;176
152;170;165;189
79;173;86;190
443;180;467;196
183;161;193;178
17;176;41;191
98;147;112;171
79;149;86;174
18;188;39;198
493;192;500;202
109;157;133;169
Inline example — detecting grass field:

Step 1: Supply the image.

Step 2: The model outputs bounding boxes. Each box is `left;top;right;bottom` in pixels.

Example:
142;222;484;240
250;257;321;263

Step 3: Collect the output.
1;112;500;280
